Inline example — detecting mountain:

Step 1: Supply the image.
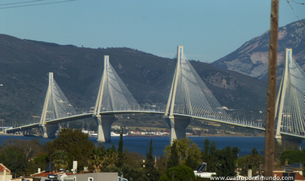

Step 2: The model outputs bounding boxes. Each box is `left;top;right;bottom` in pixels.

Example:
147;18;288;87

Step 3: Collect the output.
212;19;305;80
0;34;267;126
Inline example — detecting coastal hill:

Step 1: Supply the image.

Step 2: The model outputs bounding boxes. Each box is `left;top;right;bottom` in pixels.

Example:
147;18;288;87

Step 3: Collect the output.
0;34;267;128
212;19;305;81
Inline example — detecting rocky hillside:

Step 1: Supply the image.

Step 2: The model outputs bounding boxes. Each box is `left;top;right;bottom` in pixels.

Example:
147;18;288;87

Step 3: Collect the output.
0;34;267;126
212;19;305;80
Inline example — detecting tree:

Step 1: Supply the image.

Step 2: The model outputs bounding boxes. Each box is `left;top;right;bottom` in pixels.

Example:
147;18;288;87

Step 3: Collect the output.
0;138;46;176
165;138;201;167
145;139;159;181
146;139;154;170
167;141;179;169
90;148;103;172
116;129;124;167
208;141;218;172
201;138;218;172
280;150;305;165
121;164;149;181
236;148;264;176
90;146;119;172
185;153;199;169
2;139;44;160
104;146;118;168
215;146;239;177
94;145;119;170
202;138;210;162
123;151;144;169
46;128;95;171
32;153;49;172
156;154;168;177
52;150;68;171
0;147;28;177
160;164;195;181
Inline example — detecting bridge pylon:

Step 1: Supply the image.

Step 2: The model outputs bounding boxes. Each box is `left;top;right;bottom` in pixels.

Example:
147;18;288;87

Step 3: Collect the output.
93;55;140;142
39;72;76;138
275;49;292;144
164;46;192;144
93;55;115;142
40;72;59;138
275;48;305;147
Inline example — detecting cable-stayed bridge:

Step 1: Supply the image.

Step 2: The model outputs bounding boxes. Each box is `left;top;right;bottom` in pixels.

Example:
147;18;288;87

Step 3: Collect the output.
5;47;305;145
275;48;305;144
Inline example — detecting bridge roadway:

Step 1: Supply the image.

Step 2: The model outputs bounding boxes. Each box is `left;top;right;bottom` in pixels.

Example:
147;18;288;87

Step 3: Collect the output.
5;110;305;142
3;110;265;134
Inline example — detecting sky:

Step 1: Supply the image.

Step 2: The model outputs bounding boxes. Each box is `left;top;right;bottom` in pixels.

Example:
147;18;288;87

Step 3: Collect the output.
0;0;304;62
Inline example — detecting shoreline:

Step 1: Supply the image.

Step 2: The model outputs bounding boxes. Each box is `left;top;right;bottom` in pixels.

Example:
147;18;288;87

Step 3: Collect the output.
0;133;264;138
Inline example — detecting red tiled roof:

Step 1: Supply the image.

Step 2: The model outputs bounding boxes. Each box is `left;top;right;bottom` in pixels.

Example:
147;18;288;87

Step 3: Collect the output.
31;171;75;177
273;171;305;181
0;163;11;174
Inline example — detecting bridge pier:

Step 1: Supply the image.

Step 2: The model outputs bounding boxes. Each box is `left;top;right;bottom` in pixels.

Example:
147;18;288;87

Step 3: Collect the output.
275;134;282;145
41;124;59;138
166;116;191;144
94;114;115;142
276;134;303;150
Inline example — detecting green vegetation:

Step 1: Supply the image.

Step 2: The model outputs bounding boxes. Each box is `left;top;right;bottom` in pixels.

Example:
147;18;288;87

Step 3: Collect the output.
162;138;239;179
280;150;305;165
145;139;160;181
0;147;28;176
215;146;239;176
116;129;124;168
198;138;239;176
46;128;95;171
0;134;241;179
165;137;202;168
202;138;218;172
0;139;46;177
160;164;195;181
0;131;284;180
236;148;264;175
52;150;68;171
167;141;179;169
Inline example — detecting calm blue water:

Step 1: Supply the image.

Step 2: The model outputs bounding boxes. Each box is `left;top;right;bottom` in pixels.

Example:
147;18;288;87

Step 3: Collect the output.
0;135;303;157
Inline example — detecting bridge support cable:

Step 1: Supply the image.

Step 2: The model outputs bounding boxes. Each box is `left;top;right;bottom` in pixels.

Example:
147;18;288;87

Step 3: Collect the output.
165;46;231;119
39;72;77;138
165;46;232;144
275;49;305;144
94;55;140;113
93;55;140;142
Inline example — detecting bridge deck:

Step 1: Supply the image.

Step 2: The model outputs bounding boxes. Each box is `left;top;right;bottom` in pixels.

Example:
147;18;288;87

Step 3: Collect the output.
5;111;305;140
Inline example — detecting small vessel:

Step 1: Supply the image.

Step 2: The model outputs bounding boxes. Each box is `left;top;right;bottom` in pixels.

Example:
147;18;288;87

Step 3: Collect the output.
90;133;98;137
111;131;128;137
111;131;120;136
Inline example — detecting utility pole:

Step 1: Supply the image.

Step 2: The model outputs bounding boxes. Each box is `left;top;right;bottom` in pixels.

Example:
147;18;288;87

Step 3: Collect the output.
264;0;279;178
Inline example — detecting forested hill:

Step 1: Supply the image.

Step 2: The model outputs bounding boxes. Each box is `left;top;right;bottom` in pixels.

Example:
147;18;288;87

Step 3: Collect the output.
0;34;267;125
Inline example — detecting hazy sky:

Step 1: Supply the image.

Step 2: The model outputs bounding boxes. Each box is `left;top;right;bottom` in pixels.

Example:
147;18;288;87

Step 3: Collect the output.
0;0;304;62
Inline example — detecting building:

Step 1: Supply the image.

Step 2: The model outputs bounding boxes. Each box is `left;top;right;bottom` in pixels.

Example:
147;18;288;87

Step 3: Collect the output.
273;171;305;181
66;172;119;181
0;163;12;181
31;171;124;181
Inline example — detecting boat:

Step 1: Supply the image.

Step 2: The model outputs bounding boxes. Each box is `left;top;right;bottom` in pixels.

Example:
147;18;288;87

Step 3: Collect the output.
111;131;128;137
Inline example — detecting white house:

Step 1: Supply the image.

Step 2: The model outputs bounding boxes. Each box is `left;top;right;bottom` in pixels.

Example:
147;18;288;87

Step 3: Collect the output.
0;163;12;181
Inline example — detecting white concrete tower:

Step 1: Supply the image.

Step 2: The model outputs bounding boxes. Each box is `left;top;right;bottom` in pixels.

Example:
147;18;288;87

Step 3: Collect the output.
275;48;292;144
165;46;191;145
93;55;115;142
40;72;59;138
